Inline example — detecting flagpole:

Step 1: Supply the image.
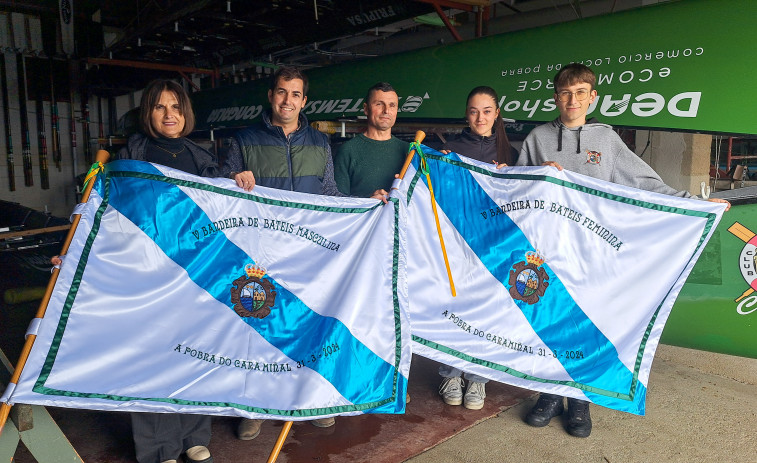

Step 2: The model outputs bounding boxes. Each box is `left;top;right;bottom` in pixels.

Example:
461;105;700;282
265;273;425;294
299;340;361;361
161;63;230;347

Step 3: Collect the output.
394;131;456;296
262;132;430;460
0;149;110;436
266;420;293;463
396;130;426;180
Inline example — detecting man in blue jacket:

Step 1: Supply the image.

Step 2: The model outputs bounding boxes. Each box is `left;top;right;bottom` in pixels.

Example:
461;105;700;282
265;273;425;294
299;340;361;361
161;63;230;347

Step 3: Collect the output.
224;66;341;196
223;66;340;440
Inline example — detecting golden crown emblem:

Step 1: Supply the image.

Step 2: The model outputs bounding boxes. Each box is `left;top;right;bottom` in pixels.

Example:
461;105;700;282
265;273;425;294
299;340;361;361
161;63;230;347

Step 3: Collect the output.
245;263;267;279
525;250;544;267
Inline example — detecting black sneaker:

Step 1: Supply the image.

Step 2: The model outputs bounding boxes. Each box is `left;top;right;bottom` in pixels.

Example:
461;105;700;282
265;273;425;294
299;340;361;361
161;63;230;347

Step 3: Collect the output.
525;393;564;427
566;398;592;438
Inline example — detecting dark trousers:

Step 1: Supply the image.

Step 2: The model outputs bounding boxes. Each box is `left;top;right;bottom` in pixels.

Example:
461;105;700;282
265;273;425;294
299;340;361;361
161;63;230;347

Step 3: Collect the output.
131;412;211;463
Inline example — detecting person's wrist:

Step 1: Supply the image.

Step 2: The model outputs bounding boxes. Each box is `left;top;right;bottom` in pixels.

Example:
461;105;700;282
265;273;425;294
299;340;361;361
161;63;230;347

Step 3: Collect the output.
229;171;238;179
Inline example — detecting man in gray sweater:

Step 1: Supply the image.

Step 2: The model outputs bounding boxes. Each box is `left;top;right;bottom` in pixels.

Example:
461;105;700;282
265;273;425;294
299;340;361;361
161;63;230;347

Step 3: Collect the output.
518;63;729;438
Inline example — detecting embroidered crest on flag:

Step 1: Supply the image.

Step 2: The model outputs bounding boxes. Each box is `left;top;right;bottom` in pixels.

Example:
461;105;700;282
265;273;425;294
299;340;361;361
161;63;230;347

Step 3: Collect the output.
230;263;277;319
508;251;549;304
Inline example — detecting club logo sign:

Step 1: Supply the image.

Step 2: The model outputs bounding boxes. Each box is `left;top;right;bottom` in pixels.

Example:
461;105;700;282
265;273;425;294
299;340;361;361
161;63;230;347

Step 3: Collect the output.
729;222;757;315
230;264;277;319
508;251;549;304
400;93;430;113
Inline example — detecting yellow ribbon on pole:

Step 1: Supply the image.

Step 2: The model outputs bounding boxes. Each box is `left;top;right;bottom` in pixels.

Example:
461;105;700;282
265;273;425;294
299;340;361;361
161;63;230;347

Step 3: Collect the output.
396;131;456;297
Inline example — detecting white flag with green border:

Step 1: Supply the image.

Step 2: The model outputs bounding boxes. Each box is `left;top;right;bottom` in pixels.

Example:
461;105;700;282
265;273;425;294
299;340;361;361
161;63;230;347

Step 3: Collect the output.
2;159;410;420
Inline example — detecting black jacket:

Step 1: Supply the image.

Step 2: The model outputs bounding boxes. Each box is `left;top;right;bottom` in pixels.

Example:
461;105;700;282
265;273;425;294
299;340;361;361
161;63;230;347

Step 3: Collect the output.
117;133;221;178
441;128;518;164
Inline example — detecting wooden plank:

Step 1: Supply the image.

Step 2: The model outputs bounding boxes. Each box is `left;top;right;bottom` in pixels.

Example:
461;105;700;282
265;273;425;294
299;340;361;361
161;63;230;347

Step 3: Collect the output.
0;414;21;461
1;348;83;462
0;224;71;240
9;403;32;432
17;407;84;462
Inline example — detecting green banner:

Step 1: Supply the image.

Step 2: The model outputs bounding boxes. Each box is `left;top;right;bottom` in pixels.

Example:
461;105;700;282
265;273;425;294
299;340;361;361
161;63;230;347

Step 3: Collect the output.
192;0;757;135
663;198;757;359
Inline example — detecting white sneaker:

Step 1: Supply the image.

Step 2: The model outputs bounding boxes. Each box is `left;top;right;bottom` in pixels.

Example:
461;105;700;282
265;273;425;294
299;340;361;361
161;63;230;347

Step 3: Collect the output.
463;381;486;410
439;376;464;406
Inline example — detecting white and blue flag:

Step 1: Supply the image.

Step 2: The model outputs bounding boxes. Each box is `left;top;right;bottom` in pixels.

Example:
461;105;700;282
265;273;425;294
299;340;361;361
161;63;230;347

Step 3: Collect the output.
3;147;725;418
3;160;410;420
398;145;724;415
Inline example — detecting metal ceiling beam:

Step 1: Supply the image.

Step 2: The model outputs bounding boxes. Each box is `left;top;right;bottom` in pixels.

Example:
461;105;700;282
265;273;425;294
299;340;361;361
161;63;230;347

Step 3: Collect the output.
415;0;496;41
416;0;474;42
445;0;494;5
476;5;491;37
102;0;215;57
431;2;463;41
86;57;217;87
414;0;476;10
567;0;584;18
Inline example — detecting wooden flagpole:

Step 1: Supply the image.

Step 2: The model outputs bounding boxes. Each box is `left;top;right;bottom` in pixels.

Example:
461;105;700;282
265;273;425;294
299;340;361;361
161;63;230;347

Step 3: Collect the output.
394;130;456;296
0;149;109;437
396;130;426;180
266;421;293;463
264;132;431;462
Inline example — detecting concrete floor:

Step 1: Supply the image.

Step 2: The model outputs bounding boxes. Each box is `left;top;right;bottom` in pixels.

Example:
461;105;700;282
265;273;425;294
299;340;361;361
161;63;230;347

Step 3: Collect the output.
7;354;532;463
5;345;756;462
406;345;757;463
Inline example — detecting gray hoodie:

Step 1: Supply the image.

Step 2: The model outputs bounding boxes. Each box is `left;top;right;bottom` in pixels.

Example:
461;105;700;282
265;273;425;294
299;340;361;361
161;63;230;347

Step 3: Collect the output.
517;118;691;198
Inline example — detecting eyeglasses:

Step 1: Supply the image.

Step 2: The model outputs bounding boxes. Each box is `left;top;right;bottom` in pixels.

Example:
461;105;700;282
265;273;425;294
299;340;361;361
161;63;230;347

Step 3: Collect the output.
556;89;591;102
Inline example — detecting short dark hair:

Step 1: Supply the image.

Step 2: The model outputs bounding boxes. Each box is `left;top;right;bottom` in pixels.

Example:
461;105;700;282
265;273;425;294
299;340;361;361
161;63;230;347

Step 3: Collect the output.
465;86;514;165
365;82;396;104
270;66;309;96
139;79;195;138
553;63;596;91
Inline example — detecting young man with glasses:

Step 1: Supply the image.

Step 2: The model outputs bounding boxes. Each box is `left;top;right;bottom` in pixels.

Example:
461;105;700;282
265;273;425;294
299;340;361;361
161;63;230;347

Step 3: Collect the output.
516;62;729;438
519;62;692;196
